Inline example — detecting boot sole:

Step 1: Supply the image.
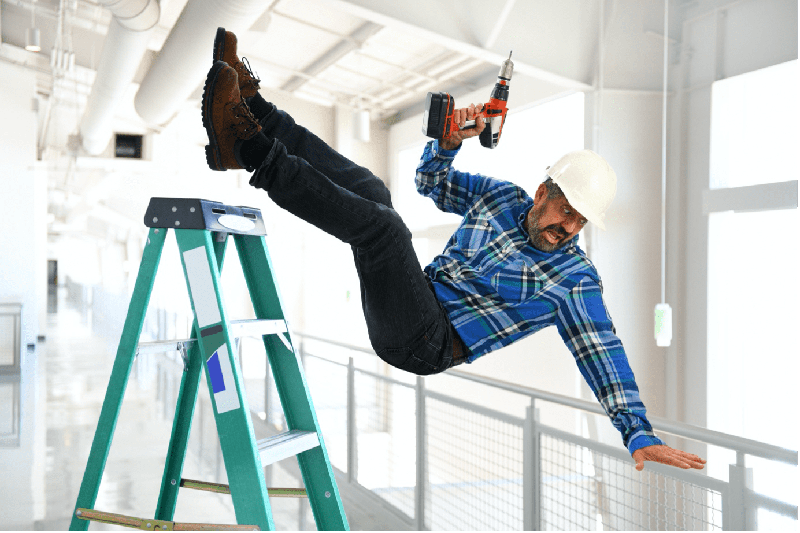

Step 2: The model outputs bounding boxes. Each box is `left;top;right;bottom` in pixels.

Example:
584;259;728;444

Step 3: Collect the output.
213;27;226;62
202;60;227;171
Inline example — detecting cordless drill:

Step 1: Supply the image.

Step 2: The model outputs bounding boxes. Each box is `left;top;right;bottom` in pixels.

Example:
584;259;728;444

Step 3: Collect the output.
422;51;514;149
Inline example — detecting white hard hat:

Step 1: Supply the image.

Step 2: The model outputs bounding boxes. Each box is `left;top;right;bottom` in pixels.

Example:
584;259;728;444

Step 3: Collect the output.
546;149;617;230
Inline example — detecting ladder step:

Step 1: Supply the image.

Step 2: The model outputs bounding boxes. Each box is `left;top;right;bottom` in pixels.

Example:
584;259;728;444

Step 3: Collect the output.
75;508;259;530
258;430;320;466
180;478;307;498
229;319;288;339
136;320;287;355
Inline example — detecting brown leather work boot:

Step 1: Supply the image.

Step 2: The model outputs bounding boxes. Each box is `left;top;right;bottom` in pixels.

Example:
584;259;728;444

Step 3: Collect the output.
202;60;262;171
213;27;260;100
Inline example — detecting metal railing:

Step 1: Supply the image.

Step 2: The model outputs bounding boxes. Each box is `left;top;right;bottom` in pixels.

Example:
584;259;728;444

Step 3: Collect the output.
80;283;797;531
279;332;797;531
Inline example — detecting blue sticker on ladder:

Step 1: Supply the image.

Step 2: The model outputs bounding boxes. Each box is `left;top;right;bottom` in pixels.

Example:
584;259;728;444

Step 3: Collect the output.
206;345;240;414
207;351;226;393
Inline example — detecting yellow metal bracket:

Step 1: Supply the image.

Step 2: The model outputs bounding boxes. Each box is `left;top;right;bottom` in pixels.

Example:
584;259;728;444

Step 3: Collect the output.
75;508;259;531
180;478;308;498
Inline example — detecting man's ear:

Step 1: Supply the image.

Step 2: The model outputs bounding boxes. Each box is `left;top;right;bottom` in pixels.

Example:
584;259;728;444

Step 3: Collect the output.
534;183;547;205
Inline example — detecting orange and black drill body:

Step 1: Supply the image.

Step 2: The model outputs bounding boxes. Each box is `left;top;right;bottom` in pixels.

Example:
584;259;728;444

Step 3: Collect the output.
422;52;514;149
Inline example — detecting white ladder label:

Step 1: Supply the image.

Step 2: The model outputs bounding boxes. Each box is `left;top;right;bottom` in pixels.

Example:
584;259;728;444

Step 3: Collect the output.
183;246;222;327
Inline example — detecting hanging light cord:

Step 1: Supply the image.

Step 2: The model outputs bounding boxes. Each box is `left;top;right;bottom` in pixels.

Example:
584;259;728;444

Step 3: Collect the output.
660;0;669;304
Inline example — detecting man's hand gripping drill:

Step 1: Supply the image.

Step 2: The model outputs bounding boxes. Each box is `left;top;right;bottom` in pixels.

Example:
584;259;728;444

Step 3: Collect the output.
423;52;513;150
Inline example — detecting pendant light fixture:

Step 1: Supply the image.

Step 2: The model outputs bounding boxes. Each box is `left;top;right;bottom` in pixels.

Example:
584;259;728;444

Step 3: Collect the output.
25;1;41;52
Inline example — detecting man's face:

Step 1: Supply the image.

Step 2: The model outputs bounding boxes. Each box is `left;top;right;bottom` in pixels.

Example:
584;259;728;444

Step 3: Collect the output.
525;183;588;252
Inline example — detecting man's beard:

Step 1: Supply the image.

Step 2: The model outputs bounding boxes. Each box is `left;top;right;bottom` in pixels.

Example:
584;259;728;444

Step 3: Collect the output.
526;202;569;252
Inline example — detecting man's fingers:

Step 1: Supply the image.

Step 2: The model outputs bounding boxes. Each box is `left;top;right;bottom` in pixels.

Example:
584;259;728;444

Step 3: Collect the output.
660;450;705;470
673;450;706;469
454;108;465;128
633;445;707;472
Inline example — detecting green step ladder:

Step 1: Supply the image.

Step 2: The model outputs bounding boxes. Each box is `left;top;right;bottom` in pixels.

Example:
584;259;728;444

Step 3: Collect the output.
69;197;348;531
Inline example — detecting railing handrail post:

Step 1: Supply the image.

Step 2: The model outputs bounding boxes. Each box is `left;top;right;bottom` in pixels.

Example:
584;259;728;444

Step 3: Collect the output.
725;453;756;530
347;357;357;483
416;376;427;530
523;401;541;531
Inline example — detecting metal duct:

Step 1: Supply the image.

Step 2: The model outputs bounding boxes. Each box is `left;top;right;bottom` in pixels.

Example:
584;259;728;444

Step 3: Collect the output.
134;0;272;126
79;0;160;155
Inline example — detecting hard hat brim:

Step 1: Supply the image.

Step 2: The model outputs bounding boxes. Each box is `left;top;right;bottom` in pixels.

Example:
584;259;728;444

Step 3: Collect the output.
549;177;607;231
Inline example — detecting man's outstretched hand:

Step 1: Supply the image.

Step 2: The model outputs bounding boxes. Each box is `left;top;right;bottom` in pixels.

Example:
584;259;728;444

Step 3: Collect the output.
439;104;485;150
632;444;706;471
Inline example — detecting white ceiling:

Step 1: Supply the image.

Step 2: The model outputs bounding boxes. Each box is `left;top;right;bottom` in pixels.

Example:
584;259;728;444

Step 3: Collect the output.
0;0;621;120
0;0;684;240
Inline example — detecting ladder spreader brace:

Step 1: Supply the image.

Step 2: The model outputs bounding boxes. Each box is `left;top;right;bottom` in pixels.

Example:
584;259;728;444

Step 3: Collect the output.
69;197;348;531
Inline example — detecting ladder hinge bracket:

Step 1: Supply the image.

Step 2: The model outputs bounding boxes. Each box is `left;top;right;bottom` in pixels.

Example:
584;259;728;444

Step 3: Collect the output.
177;342;189;372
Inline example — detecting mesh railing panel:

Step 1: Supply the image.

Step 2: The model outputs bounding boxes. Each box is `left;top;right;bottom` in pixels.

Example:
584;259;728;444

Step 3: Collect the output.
540;433;723;531
426;396;524;531
303;356;348;472
354;372;416;520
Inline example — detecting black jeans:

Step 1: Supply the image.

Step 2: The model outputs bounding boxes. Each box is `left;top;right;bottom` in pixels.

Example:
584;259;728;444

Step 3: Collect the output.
248;108;456;375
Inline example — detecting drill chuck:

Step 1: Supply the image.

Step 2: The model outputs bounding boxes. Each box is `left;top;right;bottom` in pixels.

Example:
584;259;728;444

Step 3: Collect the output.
498;52;514;81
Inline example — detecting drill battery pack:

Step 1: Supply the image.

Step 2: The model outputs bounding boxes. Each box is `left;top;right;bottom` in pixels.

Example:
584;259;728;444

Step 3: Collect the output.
422;92;455;139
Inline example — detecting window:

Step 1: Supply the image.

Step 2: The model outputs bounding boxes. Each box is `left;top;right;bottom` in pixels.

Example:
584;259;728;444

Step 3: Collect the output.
706;60;799;509
710;60;798;189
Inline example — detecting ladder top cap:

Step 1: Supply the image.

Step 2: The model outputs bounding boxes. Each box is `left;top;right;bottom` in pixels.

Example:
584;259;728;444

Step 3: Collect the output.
144;198;267;236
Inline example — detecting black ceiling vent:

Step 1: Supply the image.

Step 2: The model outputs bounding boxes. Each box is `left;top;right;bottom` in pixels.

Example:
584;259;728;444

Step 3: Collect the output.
115;133;143;159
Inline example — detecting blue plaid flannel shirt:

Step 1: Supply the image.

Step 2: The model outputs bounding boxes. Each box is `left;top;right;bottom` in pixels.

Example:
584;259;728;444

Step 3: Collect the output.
416;140;664;454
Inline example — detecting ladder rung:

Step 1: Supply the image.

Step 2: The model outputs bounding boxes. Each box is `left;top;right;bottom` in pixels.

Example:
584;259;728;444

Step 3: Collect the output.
229;319;287;339
258;430;320;466
180;478;307;498
75;507;259;530
137;339;194;356
135;320;287;355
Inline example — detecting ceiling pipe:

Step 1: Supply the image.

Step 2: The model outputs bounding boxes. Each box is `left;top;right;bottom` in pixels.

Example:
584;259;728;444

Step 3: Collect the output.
134;0;275;126
281;21;382;93
79;0;159;155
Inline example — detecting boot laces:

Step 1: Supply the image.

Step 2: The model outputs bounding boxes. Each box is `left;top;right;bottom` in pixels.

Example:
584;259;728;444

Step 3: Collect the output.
239;57;261;84
228;100;259;136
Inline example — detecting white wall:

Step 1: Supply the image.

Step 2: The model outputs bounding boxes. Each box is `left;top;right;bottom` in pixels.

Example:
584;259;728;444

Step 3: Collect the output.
0;61;46;347
583;91;666;444
0;60;47;526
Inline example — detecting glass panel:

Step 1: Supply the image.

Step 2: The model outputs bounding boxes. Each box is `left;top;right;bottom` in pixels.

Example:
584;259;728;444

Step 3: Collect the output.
0;382;15;435
707;208;799;499
0;315;15;366
710;60;798;189
0;380;20;447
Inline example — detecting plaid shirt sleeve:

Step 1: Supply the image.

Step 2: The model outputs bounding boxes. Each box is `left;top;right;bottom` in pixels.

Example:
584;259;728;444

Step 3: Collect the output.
555;276;665;455
415;140;503;215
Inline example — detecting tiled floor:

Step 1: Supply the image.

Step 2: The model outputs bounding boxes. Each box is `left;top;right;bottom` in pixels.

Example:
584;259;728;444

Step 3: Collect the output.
0;288;410;531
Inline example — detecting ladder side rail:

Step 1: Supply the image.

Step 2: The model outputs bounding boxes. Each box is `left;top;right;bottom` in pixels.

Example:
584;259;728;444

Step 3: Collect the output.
234;234;349;531
70;227;168;531
175;229;275;531
155;232;230;520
